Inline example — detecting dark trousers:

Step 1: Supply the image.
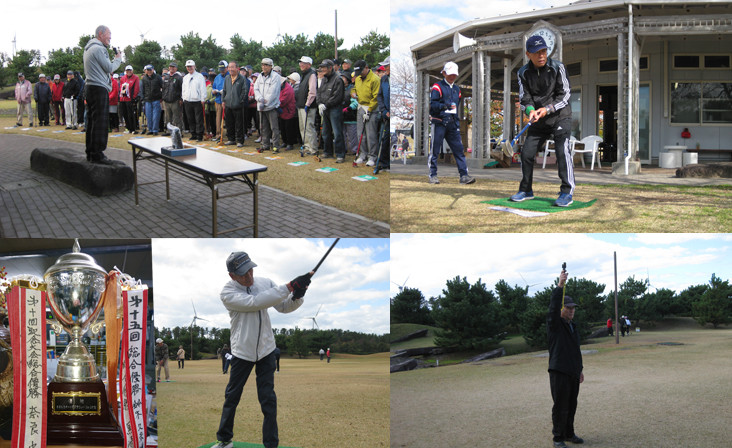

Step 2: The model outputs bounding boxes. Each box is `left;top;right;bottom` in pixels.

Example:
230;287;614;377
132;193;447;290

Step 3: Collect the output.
208;109;216;135
36;102;50;125
178;358;184;369
549;370;580;443
110;111;119;130
53;101;65;124
322;108;346;158
429;116;468;177
278;116;300;146
225;107;244;143
275;355;280;372
217;352;278;448
327;355;330;363
184;101;204;140
77;92;85;125
85;85;109;160
120;101;137;132
519;119;575;195
608;326;613;337
378;116;390;169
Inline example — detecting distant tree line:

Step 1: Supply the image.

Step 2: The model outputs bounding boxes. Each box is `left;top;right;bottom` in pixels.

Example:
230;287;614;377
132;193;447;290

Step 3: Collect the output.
1;30;389;87
391;273;732;350
155;325;389;360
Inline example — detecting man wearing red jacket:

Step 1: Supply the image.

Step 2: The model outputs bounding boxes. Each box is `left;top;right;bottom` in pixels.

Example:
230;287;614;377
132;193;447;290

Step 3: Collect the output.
51;74;65;125
278;76;298;152
119;65;140;134
109;73;120;132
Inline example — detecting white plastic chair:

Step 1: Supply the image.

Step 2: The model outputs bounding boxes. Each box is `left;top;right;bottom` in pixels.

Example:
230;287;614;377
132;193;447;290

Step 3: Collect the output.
573;135;603;170
542;136;577;169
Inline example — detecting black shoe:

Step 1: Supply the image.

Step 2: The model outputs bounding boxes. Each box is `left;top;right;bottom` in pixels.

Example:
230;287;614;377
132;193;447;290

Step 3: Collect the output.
553;442;568;448
91;157;115;166
566;435;584;444
459;175;476;184
146;131;153;135
132;131;138;134
162;132;171;136
152;132;159;136
29;123;34;127
323;153;334;159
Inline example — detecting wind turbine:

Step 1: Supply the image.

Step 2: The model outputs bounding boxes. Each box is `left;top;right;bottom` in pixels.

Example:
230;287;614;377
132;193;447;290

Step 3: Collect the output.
136;26;153;44
190;300;208;360
273;16;283;44
11;33;17;57
392;275;410;292
302;304;323;330
646;268;658;292
517;272;541;290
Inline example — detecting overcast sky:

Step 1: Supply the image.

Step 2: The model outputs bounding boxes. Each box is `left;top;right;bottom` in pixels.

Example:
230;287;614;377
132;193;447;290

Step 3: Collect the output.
152;238;389;335
391;234;732;301
391;0;576;60
3;0;388;64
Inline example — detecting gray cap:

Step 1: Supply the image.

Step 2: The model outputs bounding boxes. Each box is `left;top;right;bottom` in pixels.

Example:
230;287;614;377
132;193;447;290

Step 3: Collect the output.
226;251;257;276
156;338;163;343
319;59;334;68
261;58;274;66
169;62;178;68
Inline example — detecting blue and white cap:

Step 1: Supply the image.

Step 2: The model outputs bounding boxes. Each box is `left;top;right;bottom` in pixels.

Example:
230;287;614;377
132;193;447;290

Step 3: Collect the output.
226;251;257;276
526;35;549;54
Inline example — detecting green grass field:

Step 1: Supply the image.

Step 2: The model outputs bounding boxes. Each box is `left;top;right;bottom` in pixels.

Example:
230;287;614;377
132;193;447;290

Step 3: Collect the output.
158;354;389;448
391;320;732;447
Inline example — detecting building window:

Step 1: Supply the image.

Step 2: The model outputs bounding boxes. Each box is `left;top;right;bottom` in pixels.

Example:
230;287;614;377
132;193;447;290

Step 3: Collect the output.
599;59;618;73
670;82;732;124
704;55;730;69
639;56;649;70
570;88;581;138
674;55;700;69
566;62;581;77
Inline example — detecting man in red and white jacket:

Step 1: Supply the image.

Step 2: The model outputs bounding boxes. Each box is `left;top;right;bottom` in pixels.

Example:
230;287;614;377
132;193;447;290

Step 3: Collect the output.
15;73;33;127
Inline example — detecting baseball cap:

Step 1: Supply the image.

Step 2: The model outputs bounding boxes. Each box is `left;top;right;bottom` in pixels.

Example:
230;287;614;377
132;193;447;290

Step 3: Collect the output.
67;70;74;75
375;65;385;72
169;62;178;68
563;296;579;308
156;338;163;343
273;66;282;73
210;68;216;73
287;72;301;83
526;35;549;54
333;58;340;65
218;60;228;70
125;65;133;71
343;59;352;64
185;59;195;67
245;65;253;71
17;72;24;77
261;58;273;66
442;61;459;76
226;251;257;276
299;56;313;64
378;56;390;66
319;59;334;68
144;64;153;70
39;73;46;78
54;74;60;80
352;60;367;76
113;73;119;79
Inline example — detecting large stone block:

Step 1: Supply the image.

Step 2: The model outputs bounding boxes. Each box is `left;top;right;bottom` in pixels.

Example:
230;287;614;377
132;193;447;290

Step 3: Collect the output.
676;162;732;178
391;329;428;344
461;348;506;363
30;148;134;197
390;358;418;373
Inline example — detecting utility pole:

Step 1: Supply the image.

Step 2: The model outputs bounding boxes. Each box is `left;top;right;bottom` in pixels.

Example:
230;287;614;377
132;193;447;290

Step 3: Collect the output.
334;10;338;60
614;251;619;345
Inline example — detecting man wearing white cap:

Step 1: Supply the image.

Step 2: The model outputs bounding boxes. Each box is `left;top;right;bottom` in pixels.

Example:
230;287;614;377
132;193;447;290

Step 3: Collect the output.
428;61;474;184
296;56;318;154
83;25;123;163
182;59;207;141
33;74;52;126
119;65;141;134
155;338;170;382
253;58;282;151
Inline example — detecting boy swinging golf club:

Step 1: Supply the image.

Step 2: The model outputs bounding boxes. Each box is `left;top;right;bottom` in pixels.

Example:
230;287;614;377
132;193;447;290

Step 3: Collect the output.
510;35;575;207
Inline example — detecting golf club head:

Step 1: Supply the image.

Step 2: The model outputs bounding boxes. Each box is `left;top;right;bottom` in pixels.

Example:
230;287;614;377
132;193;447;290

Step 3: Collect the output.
314;155;321;162
501;140;514;159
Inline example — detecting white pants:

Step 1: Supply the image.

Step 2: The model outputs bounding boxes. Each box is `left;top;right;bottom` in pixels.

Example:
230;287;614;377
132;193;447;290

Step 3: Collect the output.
356;107;379;161
64;98;76;127
298;107;317;152
16;102;33;125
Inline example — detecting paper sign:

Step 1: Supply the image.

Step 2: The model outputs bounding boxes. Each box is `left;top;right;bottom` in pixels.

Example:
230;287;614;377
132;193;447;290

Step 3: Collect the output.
129;136;144;140
52;130;65;133
316;167;338;173
352;175;378;181
227;149;242;153
288;161;309;166
4;126;17;129
36;128;49;132
264;156;283;160
21;128;31;131
488;206;550;217
243;152;260;155
109;134;124;138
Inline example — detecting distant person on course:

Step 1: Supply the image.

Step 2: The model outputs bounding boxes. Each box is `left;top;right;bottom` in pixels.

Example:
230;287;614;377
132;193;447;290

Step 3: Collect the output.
547;269;584;447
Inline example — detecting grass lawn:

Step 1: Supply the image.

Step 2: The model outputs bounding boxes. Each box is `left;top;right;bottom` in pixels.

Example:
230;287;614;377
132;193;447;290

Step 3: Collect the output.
158;354;389;448
390;174;732;232
0;116;389;223
391;324;732;447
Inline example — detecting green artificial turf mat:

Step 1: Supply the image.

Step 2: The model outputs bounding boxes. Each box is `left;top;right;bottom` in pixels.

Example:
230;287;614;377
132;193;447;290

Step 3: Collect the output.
199;442;300;448
481;196;597;213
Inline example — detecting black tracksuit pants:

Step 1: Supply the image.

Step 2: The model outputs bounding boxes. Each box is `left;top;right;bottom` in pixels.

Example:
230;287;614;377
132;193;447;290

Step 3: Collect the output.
184;101;204;140
85;85;110;161
217;352;278;448
519;118;575;195
549;369;580;443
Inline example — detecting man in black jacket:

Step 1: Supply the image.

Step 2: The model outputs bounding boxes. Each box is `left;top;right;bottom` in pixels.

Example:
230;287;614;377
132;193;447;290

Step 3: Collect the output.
222;61;250;147
162;62;184;134
142;65;163;135
315;59;346;162
512;36;574;207
547;269;584;447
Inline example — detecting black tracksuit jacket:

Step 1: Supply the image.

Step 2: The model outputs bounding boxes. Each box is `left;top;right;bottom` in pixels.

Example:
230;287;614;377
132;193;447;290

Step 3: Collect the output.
547;286;583;378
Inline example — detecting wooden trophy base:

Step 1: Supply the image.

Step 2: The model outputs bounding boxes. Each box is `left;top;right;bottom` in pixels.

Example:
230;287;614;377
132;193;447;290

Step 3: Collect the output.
47;381;124;446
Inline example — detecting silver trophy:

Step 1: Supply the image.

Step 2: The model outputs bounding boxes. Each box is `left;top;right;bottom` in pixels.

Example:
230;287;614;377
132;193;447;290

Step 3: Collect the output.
162;123;184;151
43;239;107;383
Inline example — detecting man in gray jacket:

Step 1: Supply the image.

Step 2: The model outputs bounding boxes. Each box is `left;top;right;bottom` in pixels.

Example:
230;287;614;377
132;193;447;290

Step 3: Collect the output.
253;58;282;152
214;251;312;448
83;25;123;164
222;61;250;147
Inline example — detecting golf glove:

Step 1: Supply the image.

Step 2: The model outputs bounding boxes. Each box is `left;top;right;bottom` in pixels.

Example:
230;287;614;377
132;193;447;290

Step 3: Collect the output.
363;111;370;123
318;104;327;116
290;273;312;290
304;105;309;113
293;286;308;300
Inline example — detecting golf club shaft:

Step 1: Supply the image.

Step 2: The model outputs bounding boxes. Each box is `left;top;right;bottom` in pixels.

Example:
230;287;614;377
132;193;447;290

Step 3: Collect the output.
312;238;340;274
511;122;532;146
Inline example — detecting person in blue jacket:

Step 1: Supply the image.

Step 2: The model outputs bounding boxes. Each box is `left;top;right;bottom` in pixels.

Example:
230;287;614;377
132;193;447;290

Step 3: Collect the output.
511;35;575;207
212;60;228;139
428;62;474;185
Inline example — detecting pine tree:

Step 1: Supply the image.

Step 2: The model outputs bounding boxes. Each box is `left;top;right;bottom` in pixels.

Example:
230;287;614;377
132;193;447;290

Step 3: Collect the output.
693;274;732;329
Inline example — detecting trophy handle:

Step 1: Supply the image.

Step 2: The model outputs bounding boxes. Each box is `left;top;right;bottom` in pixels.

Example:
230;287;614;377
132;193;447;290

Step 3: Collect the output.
48;319;64;336
90;320;105;336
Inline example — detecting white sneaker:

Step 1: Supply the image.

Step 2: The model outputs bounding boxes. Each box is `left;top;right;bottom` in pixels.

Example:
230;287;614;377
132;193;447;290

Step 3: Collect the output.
355;157;366;164
366;160;375;167
255;137;262;143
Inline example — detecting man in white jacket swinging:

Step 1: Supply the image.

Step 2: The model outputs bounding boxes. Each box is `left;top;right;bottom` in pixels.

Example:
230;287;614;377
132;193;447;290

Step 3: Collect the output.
214;251;312;448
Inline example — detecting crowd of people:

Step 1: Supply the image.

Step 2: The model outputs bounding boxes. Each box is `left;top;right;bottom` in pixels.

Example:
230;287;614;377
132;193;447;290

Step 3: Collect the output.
16;40;391;170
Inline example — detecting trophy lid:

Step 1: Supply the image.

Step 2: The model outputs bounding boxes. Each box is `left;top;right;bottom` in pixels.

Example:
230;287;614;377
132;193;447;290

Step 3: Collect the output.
43;239;107;279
